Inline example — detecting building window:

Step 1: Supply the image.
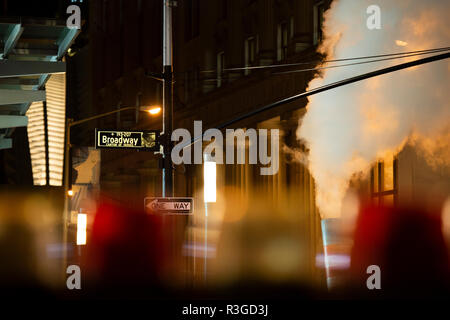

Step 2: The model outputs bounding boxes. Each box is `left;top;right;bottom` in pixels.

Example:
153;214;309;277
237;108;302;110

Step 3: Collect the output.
100;0;107;32
277;22;289;61
185;0;200;41
217;51;225;87
220;0;228;20
371;156;398;205
244;36;256;75
185;66;200;100
290;16;294;39
184;70;192;101
313;1;325;45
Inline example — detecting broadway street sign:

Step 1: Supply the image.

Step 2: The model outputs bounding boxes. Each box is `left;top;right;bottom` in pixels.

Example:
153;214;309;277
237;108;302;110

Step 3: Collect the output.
95;129;159;151
144;197;194;215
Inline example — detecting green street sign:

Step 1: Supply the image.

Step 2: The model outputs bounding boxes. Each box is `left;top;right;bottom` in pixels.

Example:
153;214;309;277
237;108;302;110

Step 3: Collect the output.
95;129;159;151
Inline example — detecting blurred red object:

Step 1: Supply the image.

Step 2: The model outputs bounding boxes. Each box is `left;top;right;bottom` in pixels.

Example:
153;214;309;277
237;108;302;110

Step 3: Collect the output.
83;199;168;288
350;203;450;296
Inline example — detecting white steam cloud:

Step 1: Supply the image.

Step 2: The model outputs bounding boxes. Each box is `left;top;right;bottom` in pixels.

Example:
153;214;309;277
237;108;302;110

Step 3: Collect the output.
297;0;450;218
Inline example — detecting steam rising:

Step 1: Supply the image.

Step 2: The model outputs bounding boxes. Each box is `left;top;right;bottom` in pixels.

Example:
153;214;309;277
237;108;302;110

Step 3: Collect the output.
297;0;450;218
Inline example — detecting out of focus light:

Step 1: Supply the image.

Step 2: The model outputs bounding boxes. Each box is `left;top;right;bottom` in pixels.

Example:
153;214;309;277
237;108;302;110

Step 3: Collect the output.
67;189;74;197
142;106;161;115
321;219;343;290
204;155;216;203
139;105;161;115
315;253;350;269
182;243;216;258
442;197;450;240
340;191;360;235
259;237;302;277
76;213;87;245
395;40;408;46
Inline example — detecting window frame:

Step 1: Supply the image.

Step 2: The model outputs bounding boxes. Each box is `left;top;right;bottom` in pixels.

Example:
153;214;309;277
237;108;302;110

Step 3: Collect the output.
277;22;289;61
244;36;257;75
217;51;225;87
313;1;325;46
370;157;398;205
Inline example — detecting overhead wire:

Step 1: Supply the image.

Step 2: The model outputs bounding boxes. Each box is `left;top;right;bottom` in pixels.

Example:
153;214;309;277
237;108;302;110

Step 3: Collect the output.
175;47;450;83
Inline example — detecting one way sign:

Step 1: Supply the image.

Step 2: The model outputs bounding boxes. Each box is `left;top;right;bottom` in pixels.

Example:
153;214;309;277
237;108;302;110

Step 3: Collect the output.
144;197;194;215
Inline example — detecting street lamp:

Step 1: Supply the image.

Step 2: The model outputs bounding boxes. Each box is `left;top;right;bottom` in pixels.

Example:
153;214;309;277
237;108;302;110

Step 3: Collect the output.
64;105;161;200
62;105;161;266
147;106;162;115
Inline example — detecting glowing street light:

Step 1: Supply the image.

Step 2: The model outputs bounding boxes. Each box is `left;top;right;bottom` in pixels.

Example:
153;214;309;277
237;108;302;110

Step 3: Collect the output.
148;106;162;115
140;105;161;115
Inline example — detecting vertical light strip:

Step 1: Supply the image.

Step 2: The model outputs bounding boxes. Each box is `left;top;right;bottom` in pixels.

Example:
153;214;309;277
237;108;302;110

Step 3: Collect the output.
204;154;217;204
76;213;87;245
26;73;66;186
26;101;47;185
45;73;66;186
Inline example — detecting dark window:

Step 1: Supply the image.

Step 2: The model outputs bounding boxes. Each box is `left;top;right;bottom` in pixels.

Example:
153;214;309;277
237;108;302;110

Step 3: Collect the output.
277;22;288;61
221;0;228;19
245;36;256;75
184;70;191;101
185;66;200;100
248;37;256;64
314;2;325;45
102;0;107;32
217;51;225;87
371;157;398;205
194;65;200;93
185;0;200;41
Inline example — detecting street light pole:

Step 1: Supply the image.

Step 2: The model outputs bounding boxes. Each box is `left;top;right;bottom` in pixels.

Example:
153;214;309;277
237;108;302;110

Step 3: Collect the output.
162;0;174;197
62;117;72;272
62;105;160;269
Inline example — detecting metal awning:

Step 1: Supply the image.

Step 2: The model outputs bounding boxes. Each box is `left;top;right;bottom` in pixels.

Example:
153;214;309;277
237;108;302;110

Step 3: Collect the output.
0;18;79;149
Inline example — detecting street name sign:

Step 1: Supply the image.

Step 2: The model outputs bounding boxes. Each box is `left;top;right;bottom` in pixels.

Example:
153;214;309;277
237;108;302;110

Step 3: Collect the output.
95;129;159;151
144;197;194;215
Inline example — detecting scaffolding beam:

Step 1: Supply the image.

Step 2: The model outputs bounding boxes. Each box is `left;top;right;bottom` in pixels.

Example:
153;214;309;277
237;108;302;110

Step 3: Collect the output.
1;23;23;59
0;60;65;78
0;89;45;105
0;115;28;128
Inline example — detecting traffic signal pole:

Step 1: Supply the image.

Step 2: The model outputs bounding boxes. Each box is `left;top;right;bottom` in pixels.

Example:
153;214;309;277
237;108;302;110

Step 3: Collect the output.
162;0;174;197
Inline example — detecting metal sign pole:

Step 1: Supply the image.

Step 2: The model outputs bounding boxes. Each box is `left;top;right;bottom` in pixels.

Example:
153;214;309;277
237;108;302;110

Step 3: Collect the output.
162;0;174;197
